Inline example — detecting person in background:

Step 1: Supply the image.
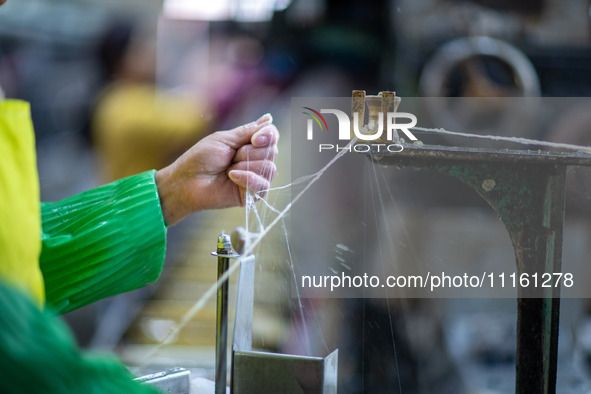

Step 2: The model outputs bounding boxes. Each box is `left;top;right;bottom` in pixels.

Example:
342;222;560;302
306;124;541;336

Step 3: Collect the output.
0;2;279;390
91;20;214;182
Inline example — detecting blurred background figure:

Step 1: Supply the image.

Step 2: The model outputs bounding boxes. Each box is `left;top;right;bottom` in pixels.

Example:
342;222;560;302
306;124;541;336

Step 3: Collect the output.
91;20;213;182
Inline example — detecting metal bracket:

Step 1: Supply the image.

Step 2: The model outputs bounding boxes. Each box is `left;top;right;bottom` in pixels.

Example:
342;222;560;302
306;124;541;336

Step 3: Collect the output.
367;138;591;393
225;240;339;393
232;349;338;394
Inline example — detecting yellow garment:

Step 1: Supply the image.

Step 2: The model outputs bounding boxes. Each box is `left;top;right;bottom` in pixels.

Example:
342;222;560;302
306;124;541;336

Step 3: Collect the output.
92;82;211;182
0;100;44;306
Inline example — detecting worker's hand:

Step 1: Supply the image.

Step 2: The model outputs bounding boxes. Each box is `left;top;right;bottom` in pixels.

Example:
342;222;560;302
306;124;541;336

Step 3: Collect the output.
155;114;278;225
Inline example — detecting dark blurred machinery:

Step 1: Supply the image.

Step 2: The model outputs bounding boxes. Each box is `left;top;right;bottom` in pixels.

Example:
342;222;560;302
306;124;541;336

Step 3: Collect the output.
392;0;591;97
357;90;591;393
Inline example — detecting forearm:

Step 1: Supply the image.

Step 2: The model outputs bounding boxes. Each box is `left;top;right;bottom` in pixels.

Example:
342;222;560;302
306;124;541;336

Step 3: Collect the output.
40;170;167;314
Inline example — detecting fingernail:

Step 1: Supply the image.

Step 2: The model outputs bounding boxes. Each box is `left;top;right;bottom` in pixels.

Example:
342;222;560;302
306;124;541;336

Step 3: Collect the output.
228;170;239;181
256;113;272;125
254;133;269;147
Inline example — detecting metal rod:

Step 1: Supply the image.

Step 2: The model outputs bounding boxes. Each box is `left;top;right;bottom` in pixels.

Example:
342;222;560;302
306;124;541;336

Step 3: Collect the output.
215;232;231;394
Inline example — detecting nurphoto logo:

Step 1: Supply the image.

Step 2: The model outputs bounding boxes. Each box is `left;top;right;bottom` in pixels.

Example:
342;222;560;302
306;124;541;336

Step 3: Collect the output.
302;107;418;152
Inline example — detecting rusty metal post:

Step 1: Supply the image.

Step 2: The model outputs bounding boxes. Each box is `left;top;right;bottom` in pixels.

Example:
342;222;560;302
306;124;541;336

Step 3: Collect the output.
436;162;566;394
365;140;591;393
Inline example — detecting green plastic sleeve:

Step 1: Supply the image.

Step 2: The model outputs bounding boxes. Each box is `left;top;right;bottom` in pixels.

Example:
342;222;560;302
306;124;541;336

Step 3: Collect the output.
0;281;159;394
39;170;167;314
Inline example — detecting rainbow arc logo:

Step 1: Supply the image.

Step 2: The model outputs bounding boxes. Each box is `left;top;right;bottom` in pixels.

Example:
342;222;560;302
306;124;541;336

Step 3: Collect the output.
302;107;328;139
302;107;328;130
